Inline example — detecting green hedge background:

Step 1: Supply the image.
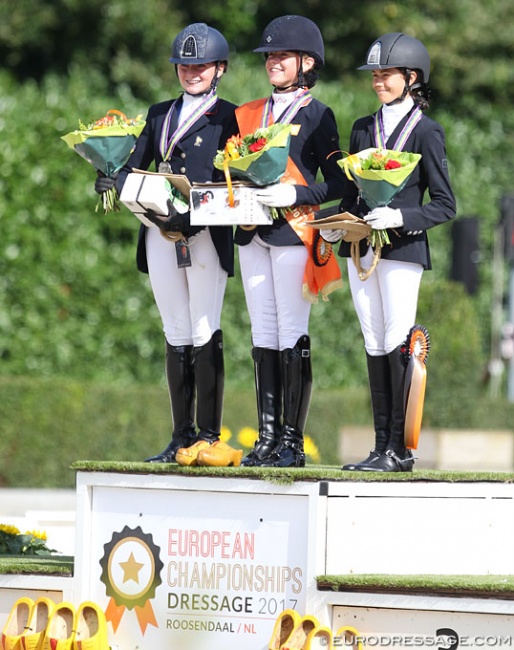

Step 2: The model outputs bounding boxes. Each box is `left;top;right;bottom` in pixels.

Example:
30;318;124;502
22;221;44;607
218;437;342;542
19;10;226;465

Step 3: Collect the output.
1;1;514;486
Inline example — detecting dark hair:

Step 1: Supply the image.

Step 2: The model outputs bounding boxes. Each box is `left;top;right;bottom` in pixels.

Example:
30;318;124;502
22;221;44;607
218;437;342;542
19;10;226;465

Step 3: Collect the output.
412;82;431;111
302;56;322;88
402;67;431;110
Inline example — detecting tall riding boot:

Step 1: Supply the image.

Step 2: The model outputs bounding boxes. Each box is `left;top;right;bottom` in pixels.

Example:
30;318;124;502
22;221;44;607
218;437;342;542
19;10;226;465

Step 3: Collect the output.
263;335;312;468
364;345;414;472
343;353;391;470
241;347;282;466
145;341;196;463
194;329;224;443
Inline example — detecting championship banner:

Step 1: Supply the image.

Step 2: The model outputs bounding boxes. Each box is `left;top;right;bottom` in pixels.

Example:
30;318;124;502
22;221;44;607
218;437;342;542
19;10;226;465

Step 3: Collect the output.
86;484;311;650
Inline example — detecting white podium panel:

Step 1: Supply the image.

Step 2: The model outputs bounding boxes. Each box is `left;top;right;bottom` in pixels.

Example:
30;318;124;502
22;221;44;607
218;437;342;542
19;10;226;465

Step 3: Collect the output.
333;600;514;647
324;481;514;575
74;473;326;650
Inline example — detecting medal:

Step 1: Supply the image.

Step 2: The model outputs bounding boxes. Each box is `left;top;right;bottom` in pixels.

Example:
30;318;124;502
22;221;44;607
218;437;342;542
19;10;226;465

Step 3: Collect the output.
159;161;172;173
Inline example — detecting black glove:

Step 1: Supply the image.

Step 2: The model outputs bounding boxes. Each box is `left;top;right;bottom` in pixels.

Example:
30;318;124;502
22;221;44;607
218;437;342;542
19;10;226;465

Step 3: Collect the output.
145;199;190;233
95;172;117;195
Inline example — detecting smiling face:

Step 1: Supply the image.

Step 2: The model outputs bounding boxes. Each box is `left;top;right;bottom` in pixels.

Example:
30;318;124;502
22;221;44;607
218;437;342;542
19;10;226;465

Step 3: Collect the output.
372;67;417;104
264;51;315;92
176;62;222;94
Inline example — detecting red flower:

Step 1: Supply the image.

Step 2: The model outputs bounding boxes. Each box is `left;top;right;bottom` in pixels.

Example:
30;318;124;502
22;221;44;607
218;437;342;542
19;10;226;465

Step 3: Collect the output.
385;159;402;170
248;138;267;153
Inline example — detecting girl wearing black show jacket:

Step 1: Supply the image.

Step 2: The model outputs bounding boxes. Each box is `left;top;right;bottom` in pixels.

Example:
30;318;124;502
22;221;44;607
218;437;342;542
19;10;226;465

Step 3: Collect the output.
231;16;345;469
95;24;238;466
323;33;456;472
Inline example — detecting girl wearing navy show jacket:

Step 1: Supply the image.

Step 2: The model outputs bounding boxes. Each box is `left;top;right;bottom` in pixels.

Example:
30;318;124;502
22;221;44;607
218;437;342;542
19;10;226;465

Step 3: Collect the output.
323;33;456;472
231;15;345;469
95;24;238;466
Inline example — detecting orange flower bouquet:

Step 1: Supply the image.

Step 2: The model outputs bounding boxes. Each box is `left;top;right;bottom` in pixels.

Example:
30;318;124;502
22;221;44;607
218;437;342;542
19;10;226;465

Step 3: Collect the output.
61;109;146;213
213;123;298;209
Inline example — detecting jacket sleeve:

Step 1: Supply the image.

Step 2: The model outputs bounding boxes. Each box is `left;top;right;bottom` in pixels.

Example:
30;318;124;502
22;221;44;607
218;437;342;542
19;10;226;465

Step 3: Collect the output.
339;122;364;215
399;122;457;232
293;106;345;206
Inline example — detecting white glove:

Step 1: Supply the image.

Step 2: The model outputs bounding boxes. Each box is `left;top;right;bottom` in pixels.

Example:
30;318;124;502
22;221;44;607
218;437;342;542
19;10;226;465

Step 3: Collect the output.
254;183;297;208
320;229;344;243
365;206;403;230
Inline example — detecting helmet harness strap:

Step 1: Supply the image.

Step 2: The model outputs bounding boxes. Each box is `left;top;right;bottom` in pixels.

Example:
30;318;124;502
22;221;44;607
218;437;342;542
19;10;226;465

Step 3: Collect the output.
174;61;223;96
271;52;306;92
209;61;224;92
386;67;414;106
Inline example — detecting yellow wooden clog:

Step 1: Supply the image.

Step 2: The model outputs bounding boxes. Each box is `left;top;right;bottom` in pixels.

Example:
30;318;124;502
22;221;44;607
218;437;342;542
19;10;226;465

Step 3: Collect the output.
2;597;34;650
268;609;302;650
197;441;243;467
41;602;76;650
176;440;212;466
20;598;55;650
72;602;109;650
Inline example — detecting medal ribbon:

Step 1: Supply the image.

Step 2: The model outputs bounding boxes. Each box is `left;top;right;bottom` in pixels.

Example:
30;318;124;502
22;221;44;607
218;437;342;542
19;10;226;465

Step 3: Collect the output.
374;105;423;152
159;92;218;161
260;89;313;127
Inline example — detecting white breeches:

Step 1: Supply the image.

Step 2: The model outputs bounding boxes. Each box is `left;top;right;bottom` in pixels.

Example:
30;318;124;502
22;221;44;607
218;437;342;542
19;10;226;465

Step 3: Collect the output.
238;234;311;350
146;227;227;347
347;247;423;356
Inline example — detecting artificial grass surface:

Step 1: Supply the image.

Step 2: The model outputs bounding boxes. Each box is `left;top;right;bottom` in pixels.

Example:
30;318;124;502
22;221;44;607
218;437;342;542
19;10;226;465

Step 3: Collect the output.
0;556;73;575
317;574;514;598
71;460;514;484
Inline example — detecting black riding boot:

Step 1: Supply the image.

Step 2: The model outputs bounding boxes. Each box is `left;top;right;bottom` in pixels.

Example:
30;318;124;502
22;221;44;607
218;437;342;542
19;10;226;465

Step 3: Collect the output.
363;345;414;472
343;353;391;470
263;335;312;468
194;329;224;443
242;347;282;466
145;341;196;463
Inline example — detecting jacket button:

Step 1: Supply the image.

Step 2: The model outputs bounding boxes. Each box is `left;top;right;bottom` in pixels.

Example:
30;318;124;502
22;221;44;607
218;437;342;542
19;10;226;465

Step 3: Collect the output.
180;167;186;174
181;152;186;159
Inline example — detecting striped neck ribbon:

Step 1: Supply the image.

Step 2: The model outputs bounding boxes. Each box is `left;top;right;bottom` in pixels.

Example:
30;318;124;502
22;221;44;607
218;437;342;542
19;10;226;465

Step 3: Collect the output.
260;89;313;127
374;105;423;152
159;92;218;161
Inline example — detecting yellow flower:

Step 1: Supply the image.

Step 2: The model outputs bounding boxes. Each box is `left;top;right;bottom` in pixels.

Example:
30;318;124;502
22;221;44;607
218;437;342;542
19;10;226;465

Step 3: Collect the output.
304;435;321;463
26;529;48;542
237;426;259;449
0;524;20;536
224;135;243;160
220;426;232;442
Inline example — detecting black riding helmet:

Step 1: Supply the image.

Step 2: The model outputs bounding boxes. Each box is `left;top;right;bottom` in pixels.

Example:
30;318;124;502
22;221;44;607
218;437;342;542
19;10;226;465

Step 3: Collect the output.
254;15;324;89
358;32;430;105
359;32;430;82
170;23;229;92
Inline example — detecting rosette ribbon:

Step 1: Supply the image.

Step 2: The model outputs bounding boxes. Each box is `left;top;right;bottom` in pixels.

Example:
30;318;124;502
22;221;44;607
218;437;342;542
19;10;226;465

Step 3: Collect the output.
338;148;421;279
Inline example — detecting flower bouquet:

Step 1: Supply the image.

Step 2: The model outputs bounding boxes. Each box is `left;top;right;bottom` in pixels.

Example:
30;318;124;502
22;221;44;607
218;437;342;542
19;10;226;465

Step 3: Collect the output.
213;123;299;211
339;148;421;279
61;109;146;213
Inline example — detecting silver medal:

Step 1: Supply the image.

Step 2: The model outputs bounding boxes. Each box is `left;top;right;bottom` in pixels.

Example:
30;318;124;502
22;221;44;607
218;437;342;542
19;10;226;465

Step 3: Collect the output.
159;161;172;173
